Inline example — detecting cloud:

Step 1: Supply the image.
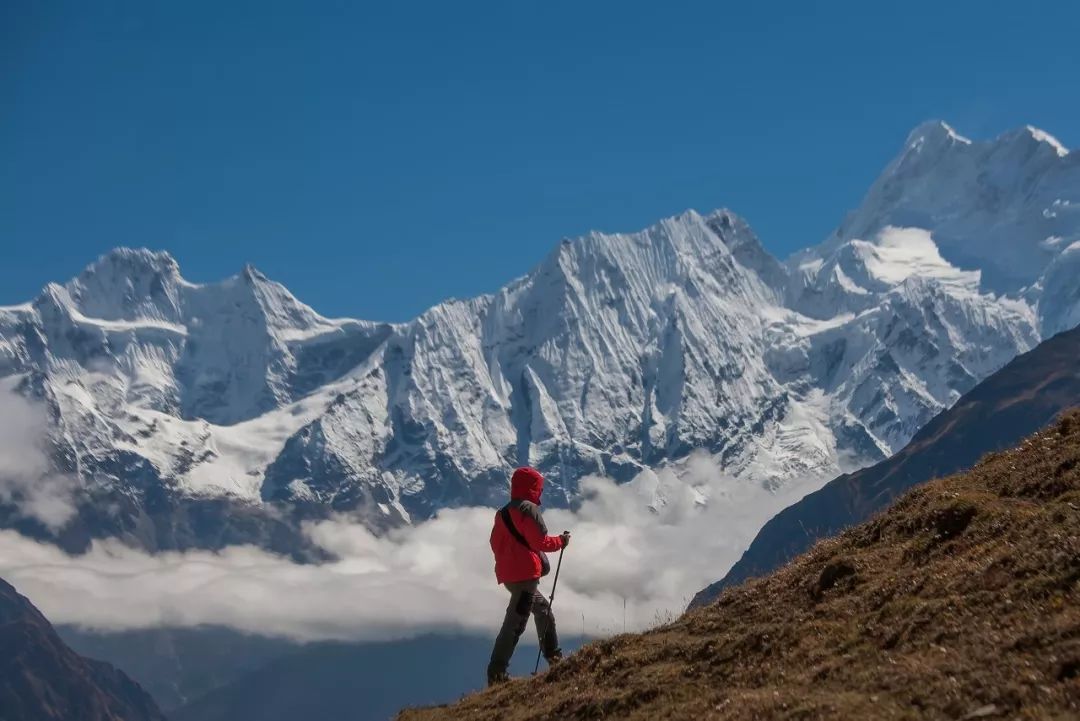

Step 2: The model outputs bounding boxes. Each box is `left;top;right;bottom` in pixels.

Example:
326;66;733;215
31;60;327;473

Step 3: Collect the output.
0;383;78;531
0;452;814;643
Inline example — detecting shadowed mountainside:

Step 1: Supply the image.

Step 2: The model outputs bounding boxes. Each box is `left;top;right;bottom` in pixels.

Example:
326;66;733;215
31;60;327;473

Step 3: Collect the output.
0;577;164;721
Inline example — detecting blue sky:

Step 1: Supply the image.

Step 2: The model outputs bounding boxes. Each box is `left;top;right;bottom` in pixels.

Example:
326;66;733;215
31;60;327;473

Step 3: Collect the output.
3;1;1078;321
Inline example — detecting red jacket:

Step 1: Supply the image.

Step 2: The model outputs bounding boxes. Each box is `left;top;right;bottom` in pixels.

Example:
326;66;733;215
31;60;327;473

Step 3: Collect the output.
490;467;565;584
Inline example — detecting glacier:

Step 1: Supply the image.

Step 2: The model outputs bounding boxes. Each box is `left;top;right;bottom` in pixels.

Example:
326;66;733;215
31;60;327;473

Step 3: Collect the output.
0;120;1076;553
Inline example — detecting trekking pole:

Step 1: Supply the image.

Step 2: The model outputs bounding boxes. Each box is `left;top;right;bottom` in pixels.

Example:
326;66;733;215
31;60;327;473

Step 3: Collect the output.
533;546;566;675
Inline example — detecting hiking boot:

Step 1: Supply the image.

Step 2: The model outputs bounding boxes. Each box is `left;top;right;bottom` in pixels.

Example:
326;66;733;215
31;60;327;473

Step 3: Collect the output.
487;669;509;687
545;649;563;667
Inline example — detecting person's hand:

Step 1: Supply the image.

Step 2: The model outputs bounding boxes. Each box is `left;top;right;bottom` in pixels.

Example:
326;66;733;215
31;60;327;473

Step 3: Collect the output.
560;531;571;548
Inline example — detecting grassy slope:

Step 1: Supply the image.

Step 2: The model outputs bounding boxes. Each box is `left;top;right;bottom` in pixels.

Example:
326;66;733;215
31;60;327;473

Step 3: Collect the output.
401;410;1080;720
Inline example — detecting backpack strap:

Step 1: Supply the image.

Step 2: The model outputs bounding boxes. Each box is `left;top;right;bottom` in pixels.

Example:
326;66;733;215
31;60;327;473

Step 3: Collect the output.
500;505;532;550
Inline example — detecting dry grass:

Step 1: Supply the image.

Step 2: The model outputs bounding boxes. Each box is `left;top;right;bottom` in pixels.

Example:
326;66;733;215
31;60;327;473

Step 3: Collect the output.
400;410;1080;720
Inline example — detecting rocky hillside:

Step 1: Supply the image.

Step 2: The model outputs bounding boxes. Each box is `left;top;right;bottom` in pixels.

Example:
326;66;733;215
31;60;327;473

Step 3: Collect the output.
401;410;1080;720
2;121;1074;553
0;576;164;721
693;323;1080;607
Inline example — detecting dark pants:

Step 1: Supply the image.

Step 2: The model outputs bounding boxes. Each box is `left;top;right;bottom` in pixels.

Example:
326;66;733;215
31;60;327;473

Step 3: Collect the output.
487;579;559;677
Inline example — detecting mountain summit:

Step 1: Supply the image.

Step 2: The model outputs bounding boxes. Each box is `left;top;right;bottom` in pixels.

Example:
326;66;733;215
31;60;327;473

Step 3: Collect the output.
793;119;1078;303
0;121;1076;552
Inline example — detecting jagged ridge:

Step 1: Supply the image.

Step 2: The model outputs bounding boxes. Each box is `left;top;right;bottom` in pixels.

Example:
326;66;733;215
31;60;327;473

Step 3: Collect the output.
0;121;1076;552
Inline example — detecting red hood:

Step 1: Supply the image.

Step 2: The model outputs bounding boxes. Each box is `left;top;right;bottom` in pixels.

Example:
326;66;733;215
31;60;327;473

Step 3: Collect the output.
510;467;544;505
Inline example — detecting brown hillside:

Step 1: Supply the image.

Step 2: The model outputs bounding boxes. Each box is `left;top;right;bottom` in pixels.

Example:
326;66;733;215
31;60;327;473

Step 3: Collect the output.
401;410;1080;721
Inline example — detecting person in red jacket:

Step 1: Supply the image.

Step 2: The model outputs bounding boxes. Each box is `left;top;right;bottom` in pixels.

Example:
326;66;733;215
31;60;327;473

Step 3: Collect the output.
487;466;570;685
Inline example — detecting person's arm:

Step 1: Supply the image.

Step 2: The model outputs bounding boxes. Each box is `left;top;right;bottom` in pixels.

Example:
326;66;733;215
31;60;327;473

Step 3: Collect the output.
516;503;565;553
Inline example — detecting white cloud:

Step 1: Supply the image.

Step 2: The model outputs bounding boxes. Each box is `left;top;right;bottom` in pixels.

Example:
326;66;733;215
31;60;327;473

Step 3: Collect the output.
0;382;78;530
0;450;813;643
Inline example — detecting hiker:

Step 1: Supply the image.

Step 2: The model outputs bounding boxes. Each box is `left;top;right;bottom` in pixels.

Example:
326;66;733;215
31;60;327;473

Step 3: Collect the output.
487;466;571;685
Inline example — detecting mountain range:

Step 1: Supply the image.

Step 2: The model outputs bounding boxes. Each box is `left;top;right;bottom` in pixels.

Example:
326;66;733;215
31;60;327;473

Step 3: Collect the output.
0;120;1077;555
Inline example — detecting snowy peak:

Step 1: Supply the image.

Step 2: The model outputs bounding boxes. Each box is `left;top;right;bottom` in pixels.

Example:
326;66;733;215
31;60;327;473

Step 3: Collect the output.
1014;125;1069;157
62;248;184;324
546;208;783;306
557;209;725;271
1030;126;1069;157
903;119;973;151
798;120;1079;311
900;119;1068;162
703;209;788;297
3;250;388;428
217;263;336;342
44;249;339;342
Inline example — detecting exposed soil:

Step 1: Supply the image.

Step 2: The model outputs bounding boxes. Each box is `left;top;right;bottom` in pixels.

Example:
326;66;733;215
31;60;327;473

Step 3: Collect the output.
401;409;1080;720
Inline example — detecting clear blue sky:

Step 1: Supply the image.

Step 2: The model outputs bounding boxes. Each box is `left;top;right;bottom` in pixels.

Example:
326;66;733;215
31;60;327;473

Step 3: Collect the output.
3;1;1078;321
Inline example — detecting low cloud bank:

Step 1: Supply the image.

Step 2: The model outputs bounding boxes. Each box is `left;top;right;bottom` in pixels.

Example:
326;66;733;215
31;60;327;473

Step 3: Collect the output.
0;383;78;530
0;453;814;642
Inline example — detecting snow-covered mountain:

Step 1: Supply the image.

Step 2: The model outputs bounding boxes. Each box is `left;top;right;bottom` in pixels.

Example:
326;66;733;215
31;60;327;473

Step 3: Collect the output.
1;121;1076;552
791;121;1080;329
